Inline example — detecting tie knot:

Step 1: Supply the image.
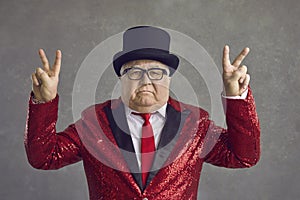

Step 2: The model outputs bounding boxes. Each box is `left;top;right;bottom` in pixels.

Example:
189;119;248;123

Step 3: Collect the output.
132;112;151;124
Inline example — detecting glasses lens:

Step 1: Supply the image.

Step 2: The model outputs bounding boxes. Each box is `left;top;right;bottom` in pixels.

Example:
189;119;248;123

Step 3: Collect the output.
128;68;143;80
148;69;164;80
124;67;167;80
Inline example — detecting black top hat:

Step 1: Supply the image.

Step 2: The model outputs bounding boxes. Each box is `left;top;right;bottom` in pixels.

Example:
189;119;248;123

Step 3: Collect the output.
113;26;179;76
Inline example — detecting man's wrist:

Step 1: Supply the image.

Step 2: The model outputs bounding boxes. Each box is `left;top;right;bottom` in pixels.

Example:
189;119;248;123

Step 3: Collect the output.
32;97;46;104
222;88;248;99
31;92;46;104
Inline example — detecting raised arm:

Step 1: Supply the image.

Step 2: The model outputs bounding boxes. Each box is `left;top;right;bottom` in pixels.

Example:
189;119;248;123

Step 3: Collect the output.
203;45;260;168
25;49;82;170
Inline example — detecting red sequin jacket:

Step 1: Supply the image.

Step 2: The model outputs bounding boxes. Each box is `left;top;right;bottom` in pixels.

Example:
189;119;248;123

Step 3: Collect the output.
25;88;260;200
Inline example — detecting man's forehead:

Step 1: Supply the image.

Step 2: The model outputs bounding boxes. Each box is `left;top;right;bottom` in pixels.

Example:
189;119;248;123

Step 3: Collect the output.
122;59;169;69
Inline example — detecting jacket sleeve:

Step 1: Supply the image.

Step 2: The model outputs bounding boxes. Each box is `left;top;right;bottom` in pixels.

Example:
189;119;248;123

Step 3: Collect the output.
24;92;83;170
203;87;260;168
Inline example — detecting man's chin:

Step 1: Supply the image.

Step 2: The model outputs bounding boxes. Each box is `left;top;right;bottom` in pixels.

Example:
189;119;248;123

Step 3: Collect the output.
132;97;157;107
137;100;155;107
129;97;165;112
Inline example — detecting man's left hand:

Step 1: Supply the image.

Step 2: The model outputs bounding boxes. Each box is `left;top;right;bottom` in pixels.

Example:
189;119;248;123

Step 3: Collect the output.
222;45;250;96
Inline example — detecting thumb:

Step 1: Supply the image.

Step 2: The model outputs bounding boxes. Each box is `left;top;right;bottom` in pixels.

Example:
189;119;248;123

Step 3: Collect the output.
31;73;43;100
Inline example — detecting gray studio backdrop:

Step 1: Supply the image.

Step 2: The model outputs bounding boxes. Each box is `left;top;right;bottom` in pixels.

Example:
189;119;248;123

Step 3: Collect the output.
1;0;299;199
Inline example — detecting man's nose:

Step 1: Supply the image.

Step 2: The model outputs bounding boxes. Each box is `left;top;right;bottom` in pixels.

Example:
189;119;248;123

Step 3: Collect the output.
140;72;152;85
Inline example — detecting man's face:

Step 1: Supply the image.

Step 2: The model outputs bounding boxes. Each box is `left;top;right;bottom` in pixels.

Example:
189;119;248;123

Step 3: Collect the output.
120;59;171;112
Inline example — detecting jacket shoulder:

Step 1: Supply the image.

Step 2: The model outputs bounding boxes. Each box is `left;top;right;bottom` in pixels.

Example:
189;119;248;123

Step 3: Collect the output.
168;96;210;119
80;99;122;118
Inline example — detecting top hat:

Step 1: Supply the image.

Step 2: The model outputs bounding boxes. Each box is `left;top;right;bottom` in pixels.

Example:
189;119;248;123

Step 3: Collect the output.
113;26;179;76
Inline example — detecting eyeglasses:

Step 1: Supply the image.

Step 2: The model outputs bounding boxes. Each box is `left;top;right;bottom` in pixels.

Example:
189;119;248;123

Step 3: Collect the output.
121;67;169;80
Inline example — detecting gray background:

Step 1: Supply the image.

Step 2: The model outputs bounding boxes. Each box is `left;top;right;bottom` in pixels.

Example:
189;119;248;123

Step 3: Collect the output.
1;0;299;199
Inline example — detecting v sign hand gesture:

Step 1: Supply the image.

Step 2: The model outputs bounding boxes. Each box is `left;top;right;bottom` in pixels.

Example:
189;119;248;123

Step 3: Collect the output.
31;49;61;102
222;45;251;96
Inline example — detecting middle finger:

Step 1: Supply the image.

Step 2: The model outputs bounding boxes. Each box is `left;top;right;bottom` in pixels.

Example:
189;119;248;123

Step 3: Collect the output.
232;47;250;68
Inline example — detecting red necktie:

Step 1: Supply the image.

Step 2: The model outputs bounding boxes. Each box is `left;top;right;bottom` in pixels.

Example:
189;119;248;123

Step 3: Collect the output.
133;113;155;187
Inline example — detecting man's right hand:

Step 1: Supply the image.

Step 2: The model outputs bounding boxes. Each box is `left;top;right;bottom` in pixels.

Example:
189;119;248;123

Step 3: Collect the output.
31;49;61;102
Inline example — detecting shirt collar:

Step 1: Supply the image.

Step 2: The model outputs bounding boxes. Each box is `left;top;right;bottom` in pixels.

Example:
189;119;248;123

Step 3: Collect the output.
124;103;167;119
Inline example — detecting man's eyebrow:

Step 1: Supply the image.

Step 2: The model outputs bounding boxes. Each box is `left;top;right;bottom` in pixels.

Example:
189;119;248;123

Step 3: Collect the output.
122;62;169;70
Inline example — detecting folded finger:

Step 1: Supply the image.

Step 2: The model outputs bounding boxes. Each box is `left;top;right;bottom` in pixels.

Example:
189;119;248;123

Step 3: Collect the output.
36;67;50;83
231;65;247;81
238;65;248;75
242;74;250;90
239;74;246;84
31;73;40;86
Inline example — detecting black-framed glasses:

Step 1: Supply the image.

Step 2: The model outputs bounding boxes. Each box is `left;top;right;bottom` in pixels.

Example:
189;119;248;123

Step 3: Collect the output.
122;67;169;80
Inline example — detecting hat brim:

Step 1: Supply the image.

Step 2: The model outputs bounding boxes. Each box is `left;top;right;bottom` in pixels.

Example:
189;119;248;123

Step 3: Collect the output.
113;48;179;76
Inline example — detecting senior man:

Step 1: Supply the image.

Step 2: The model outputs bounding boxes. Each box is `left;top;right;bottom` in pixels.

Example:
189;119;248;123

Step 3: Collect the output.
25;26;260;200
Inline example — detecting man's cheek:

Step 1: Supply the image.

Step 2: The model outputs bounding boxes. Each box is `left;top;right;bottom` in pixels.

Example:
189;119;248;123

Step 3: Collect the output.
129;88;138;100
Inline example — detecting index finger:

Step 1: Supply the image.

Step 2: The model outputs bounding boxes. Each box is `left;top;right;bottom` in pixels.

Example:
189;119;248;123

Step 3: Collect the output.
39;49;50;71
222;45;231;67
232;47;250;67
52;50;62;76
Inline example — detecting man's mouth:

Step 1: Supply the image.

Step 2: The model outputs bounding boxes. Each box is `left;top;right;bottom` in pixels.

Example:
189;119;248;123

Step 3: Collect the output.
137;90;154;94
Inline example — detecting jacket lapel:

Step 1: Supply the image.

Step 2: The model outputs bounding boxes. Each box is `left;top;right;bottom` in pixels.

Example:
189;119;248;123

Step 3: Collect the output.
104;100;191;190
104;103;143;190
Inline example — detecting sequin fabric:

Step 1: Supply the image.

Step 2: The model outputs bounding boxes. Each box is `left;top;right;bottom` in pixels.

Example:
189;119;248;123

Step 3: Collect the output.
24;88;260;200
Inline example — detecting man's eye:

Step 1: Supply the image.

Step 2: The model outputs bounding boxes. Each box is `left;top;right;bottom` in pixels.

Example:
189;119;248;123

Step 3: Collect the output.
149;70;162;76
130;70;142;76
150;71;160;75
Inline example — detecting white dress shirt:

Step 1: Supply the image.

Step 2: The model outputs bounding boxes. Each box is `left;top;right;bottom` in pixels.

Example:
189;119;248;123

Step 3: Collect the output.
124;104;167;169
